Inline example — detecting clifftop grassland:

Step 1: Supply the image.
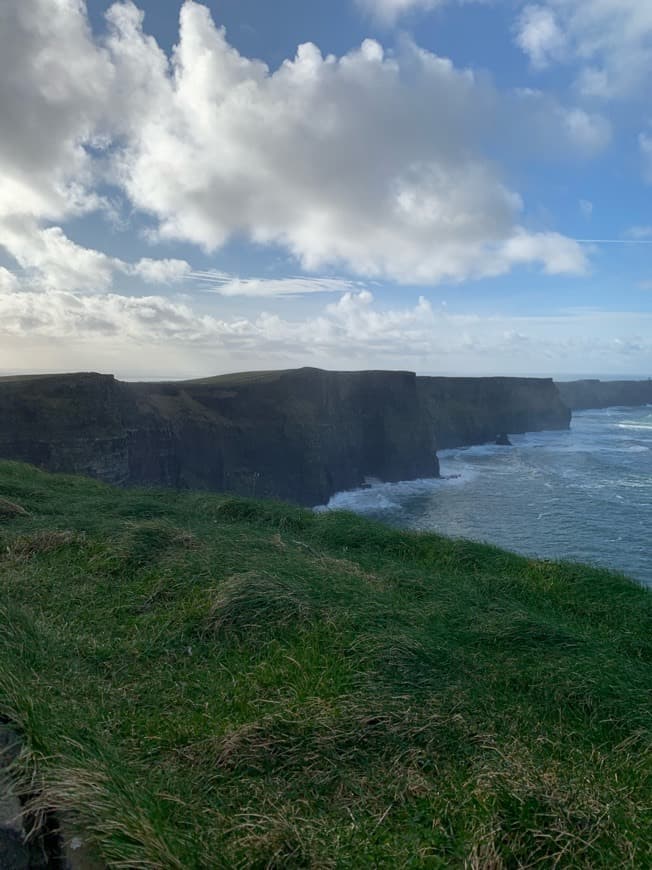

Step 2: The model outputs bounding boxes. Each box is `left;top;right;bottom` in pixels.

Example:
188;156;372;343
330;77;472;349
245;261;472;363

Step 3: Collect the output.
0;461;650;867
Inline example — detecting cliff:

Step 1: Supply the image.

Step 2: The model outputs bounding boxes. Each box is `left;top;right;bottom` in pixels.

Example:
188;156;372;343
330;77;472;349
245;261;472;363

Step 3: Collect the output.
417;376;571;449
556;379;652;410
0;369;438;506
0;369;572;504
0;372;134;484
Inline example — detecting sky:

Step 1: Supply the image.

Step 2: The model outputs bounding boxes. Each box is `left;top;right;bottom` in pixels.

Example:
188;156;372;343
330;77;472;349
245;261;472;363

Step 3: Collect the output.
1;0;652;379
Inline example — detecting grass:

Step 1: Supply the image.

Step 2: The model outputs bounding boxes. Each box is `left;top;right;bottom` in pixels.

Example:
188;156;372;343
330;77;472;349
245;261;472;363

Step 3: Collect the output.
0;459;650;868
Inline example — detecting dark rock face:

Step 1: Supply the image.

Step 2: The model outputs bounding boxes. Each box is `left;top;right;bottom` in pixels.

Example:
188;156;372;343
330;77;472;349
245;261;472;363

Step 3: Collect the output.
0;369;438;506
0;369;572;505
556;379;652;411
0;373;132;485
128;368;440;505
417;377;571;449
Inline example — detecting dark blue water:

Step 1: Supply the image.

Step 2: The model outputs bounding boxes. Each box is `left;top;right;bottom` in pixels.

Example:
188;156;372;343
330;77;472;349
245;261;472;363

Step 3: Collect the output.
321;407;652;587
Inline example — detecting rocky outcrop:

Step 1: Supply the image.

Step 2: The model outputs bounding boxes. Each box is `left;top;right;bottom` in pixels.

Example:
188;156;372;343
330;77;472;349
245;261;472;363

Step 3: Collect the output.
417;376;571;449
0;369;573;504
556;379;652;411
0;726;105;869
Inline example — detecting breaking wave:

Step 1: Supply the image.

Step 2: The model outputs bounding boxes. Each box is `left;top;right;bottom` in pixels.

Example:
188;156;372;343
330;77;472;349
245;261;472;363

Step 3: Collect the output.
321;406;652;587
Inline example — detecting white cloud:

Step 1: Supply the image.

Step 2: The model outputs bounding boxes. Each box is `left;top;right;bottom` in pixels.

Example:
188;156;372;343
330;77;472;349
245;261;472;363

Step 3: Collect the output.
515;1;652;98
0;0;113;222
101;3;594;284
130;258;192;284
0;220;117;292
498;230;587;275
0;267;19;293
0;0;604;292
0;282;434;354
516;5;567;70
190;273;363;297
2;280;651;379
0;220;194;293
355;0;441;25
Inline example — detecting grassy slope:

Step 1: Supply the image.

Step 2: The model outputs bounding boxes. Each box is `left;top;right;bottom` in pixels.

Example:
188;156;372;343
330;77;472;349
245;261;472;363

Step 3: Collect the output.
0;461;650;869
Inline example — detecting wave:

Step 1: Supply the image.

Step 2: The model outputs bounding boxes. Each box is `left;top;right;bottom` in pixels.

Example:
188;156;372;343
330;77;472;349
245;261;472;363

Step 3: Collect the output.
319;466;477;514
319;404;652;586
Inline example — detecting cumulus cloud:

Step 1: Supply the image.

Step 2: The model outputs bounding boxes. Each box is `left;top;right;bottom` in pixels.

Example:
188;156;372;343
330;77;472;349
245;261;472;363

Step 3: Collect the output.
0;0;604;291
0;220;196;293
0;0;112;221
0;282;434;355
0;220;118;292
101;3;595;283
515;1;652;98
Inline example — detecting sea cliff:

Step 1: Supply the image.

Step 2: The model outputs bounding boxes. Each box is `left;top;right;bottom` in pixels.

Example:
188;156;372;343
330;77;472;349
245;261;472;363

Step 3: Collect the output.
557;379;652;410
0;368;571;504
418;376;570;449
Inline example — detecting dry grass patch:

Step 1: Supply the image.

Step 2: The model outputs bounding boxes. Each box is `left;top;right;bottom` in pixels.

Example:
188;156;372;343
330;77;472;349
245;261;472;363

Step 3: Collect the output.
0;497;29;518
4;530;86;560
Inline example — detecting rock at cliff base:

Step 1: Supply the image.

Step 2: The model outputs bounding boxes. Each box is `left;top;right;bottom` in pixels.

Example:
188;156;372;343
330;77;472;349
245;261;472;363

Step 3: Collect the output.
0;499;28;518
495;433;512;446
0;731;29;870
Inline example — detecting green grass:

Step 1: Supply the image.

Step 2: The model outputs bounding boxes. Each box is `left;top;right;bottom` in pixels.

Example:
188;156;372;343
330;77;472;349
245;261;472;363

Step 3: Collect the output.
0;460;650;868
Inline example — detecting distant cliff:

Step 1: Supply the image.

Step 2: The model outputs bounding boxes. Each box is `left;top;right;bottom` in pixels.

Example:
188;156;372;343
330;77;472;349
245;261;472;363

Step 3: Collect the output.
418;377;571;449
556;379;652;411
0;369;572;504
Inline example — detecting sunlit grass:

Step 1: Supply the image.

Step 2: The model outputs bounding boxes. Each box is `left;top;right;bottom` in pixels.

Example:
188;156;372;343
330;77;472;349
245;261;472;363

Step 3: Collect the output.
0;460;650;867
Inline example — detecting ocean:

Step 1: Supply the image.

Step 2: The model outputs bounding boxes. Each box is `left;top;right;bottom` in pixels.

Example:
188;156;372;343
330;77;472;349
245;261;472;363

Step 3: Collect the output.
321;405;652;588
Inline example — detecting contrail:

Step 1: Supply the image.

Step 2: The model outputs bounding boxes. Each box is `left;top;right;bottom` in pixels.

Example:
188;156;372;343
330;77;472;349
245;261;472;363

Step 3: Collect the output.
575;239;652;244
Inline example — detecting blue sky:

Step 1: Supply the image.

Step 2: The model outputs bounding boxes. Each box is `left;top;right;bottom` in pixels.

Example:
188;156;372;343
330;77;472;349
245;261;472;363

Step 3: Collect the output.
1;0;651;378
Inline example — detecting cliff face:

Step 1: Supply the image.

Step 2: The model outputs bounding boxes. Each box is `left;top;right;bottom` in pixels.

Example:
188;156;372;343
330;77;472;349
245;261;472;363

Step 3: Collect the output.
0;373;134;484
0;369;573;504
556;379;652;411
0;369;438;505
417;376;571;449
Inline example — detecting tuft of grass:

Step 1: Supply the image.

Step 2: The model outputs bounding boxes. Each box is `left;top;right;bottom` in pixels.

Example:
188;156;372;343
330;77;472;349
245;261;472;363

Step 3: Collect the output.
3;529;86;560
0;496;29;518
207;571;328;637
0;460;649;868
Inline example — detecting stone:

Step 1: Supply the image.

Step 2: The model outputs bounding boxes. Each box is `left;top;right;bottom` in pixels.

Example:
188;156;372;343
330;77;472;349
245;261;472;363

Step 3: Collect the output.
0;729;29;870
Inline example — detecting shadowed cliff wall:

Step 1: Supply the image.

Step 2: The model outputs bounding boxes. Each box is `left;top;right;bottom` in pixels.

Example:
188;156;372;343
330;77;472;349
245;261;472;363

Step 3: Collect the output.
556;379;652;411
417;377;571;449
0;369;438;505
